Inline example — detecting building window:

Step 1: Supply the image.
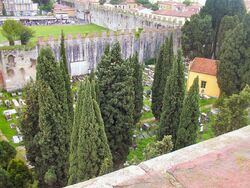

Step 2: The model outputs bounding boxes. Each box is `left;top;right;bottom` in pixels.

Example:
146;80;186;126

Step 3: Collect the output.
201;81;207;89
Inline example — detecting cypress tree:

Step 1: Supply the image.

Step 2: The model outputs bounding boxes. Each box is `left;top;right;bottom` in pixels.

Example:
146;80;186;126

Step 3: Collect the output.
68;82;85;185
175;77;200;150
130;52;143;124
158;50;185;145
152;35;174;120
36;47;70;187
217;15;240;56
60;31;74;127
68;79;112;185
97;43;134;167
218;23;245;95
19;82;44;183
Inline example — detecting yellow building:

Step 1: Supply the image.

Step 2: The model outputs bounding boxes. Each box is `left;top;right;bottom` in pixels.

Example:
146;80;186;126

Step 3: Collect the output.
186;57;220;98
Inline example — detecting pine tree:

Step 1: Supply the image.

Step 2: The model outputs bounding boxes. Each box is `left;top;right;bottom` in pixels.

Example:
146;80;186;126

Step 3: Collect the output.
36;47;70;187
60;31;74;127
68;79;112;185
200;0;246;57
152;35;174;120
97;43;134;167
212;85;250;136
130;52;143;124
175;77;200;150
217;23;245;96
217;15;240;56
19;81;41;168
158;50;185;145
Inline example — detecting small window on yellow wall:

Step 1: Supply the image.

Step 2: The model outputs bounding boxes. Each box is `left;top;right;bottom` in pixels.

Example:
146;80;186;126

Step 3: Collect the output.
201;81;207;89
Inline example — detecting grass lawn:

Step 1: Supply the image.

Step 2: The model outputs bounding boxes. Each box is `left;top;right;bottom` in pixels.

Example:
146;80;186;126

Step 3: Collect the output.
127;136;156;162
0;105;18;147
0;92;21;147
0;24;108;43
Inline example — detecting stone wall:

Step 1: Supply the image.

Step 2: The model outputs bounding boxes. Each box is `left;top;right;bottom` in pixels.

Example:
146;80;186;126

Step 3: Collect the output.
0;28;180;91
76;3;182;31
0;49;37;91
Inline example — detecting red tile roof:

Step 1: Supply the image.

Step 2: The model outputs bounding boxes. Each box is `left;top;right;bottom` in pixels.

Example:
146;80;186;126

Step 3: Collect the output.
190;57;217;76
153;9;195;18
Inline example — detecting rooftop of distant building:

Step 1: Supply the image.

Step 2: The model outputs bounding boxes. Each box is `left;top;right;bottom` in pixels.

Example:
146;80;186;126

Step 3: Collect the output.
189;57;217;76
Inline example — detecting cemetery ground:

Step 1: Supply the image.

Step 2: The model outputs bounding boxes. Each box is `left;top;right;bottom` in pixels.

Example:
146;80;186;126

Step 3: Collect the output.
0;24;108;43
127;65;219;165
0;91;27;163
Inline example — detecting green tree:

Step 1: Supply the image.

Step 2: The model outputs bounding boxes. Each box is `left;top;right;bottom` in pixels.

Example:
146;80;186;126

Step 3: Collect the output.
36;47;70;187
175;77;200;150
217;15;240;56
7;159;33;188
200;0;246;58
0;167;12;188
212;85;250;136
181;14;214;59
217;22;246;96
97;43;134;167
0;141;16;169
99;0;106;5
60;31;74;128
20;26;34;45
1;20;22;46
144;135;173;160
158;50;185;144
130;52;143;124
2;4;7;16
68;79;112;185
19;81;41;170
152;36;174;119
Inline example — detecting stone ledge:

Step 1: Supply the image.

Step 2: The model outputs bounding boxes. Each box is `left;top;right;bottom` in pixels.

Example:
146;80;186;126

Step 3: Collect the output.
66;126;250;188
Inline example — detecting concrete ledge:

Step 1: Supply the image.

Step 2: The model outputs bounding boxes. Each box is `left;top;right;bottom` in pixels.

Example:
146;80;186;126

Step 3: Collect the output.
66;126;250;188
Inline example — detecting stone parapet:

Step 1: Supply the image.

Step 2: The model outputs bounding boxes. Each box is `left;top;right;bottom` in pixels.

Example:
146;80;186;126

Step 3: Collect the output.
66;125;250;188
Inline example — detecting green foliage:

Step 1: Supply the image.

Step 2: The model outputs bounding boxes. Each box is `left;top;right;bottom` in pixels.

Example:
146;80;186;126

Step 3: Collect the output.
34;0;53;11
97;43;134;167
60;31;74;129
218;14;250;96
1;20;34;46
21;47;70;187
0;141;16;169
144;135;173;160
183;0;191;6
130;52;144;124
7;159;33;188
2;4;7;16
181;14;214;59
19;82;40;170
182;0;246;58
99;0;106;5
20;26;34;45
175;77;200;150
68;79;112;185
110;0;122;4
44;168;57;187
0;167;12;188
136;0;158;10
201;0;246;57
152;36;174;120
158;50;185;144
217;15;240;56
212;85;250;136
1;20;22;46
127;136;155;163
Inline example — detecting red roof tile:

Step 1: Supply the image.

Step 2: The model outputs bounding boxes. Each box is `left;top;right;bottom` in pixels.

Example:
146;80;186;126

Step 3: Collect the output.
152;9;195;18
190;57;217;76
